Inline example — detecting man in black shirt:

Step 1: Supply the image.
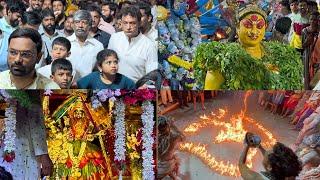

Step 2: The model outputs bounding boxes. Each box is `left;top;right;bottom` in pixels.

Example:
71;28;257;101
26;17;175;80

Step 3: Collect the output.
86;4;111;48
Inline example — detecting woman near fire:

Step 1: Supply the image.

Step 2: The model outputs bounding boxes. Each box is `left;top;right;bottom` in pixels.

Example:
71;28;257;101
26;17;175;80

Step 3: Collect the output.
239;133;302;180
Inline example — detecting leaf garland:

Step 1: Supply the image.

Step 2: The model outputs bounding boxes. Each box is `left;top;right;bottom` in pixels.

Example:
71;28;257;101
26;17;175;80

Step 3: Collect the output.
5;90;40;108
194;41;303;90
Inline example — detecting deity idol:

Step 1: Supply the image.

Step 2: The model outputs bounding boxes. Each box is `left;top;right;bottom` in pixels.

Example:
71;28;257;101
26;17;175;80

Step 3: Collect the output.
194;3;303;90
46;94;112;179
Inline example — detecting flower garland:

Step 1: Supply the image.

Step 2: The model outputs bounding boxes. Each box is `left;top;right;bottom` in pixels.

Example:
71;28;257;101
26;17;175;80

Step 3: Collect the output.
3;104;16;162
114;99;126;179
141;101;155;180
91;89;121;109
0;90;17;163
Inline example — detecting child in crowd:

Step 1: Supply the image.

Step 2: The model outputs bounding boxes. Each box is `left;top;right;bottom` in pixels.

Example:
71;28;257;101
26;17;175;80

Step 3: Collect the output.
37;37;77;84
77;49;135;89
50;58;73;89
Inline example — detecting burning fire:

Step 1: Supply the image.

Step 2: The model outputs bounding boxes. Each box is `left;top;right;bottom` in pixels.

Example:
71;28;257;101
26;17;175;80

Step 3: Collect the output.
179;92;277;177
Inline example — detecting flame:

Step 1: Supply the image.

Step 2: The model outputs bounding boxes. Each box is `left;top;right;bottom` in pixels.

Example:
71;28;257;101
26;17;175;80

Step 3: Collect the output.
179;142;257;177
179;92;277;177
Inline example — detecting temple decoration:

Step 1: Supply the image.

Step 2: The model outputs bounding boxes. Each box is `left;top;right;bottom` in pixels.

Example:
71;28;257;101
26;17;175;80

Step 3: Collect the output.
43;90;156;179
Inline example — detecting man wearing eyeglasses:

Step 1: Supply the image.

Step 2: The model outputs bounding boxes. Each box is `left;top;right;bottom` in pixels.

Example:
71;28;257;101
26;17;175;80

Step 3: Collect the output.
0;28;60;89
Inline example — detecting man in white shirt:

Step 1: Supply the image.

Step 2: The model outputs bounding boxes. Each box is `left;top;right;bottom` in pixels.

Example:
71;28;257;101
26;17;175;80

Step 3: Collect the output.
0;28;60;89
0;99;53;179
108;6;158;82
67;10;104;79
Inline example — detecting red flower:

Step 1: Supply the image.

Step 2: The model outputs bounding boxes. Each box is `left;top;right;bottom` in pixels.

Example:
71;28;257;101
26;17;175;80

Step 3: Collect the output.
79;157;89;169
66;158;72;168
124;96;138;105
136;129;143;142
3;151;15;163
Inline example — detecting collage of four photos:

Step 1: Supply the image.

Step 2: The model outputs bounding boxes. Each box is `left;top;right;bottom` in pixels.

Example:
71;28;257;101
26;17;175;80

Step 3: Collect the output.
0;0;320;179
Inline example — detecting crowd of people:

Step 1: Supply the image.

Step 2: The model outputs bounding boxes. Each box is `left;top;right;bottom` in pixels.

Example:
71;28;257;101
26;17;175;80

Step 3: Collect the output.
266;0;320;90
0;0;158;89
259;90;320;179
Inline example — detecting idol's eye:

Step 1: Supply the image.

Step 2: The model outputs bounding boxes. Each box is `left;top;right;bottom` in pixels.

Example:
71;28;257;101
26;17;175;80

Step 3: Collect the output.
257;19;265;29
242;19;253;28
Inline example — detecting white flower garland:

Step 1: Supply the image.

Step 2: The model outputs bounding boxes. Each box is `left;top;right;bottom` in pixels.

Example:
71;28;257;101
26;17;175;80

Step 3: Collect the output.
114;99;126;180
3;103;16;157
141;101;155;180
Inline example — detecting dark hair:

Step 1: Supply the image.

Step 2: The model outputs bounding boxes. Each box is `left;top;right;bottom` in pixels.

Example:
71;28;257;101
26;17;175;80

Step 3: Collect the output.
135;69;161;89
52;0;66;7
9;28;42;53
280;0;290;11
96;49;118;67
307;0;318;7
41;8;55;20
275;17;292;34
310;11;320;18
85;4;102;16
268;142;302;179
298;0;307;4
6;0;26;14
66;14;73;20
0;4;3;13
0;166;12;180
137;1;152;20
21;11;42;26
289;0;298;4
120;6;141;22
52;37;71;51
119;1;132;10
102;2;118;14
51;58;73;75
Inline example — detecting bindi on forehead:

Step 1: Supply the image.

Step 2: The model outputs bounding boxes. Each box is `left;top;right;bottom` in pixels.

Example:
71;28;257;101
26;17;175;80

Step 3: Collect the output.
250;14;258;21
242;15;265;29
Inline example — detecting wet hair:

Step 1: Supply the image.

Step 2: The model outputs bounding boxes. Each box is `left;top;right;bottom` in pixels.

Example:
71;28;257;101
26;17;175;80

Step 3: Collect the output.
52;0;66;7
52;37;71;51
268;142;302;179
120;6;141;22
275;17;292;34
73;10;92;27
41;8;55;20
0;166;12;180
6;0;26;14
135;69;161;89
51;58;73;75
9;28;42;53
137;1;153;21
21;11;42;26
96;49;118;67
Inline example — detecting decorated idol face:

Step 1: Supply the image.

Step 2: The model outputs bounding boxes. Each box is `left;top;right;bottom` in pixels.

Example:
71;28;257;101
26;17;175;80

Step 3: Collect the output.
237;13;266;47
